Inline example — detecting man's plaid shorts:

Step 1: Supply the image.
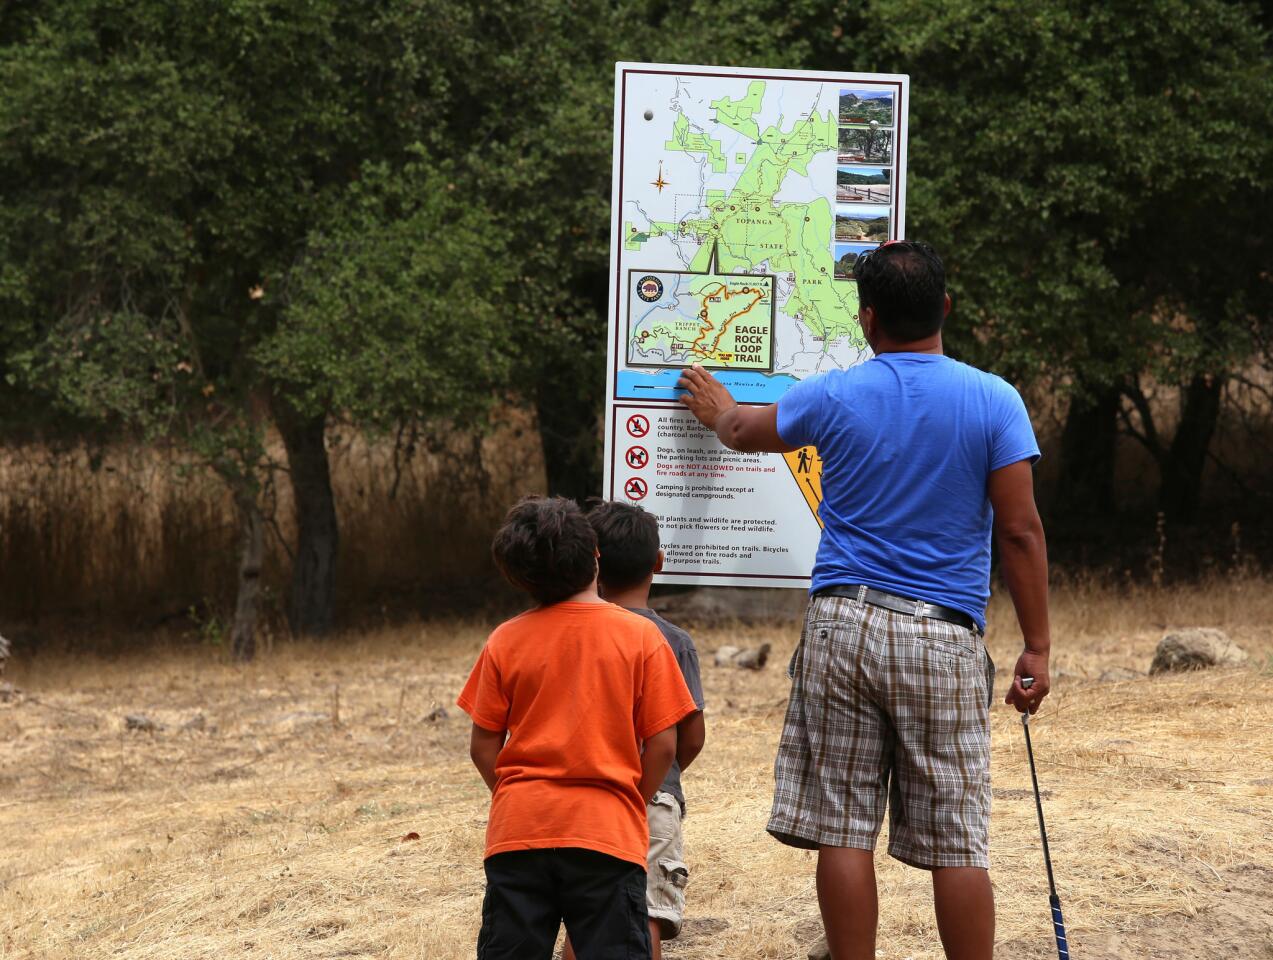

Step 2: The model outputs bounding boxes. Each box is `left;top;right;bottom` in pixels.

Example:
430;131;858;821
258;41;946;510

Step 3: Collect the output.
767;590;996;869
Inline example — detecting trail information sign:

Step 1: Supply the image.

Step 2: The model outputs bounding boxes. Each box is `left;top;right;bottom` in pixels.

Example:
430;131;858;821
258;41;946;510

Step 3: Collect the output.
603;62;909;587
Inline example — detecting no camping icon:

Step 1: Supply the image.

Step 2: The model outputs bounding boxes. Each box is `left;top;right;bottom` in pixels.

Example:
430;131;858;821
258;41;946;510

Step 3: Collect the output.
623;477;648;501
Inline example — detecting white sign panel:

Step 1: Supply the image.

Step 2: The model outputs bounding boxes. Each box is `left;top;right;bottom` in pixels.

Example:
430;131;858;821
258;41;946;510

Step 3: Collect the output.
603;62;909;587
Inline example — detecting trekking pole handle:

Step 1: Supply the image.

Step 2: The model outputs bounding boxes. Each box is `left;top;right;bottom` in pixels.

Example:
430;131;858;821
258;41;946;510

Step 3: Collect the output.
1021;676;1034;726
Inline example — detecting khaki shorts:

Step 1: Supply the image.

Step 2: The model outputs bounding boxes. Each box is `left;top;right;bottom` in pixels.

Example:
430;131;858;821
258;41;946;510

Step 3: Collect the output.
767;592;995;869
646;791;689;937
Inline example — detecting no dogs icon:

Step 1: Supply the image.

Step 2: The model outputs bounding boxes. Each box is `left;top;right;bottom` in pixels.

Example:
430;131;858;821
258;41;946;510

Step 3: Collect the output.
625;445;648;469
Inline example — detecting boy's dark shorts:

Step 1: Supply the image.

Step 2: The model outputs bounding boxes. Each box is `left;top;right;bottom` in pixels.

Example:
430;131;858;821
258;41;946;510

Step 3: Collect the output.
478;847;650;959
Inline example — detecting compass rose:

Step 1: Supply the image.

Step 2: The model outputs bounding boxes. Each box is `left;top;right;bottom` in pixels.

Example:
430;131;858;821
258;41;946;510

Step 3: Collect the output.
650;160;670;193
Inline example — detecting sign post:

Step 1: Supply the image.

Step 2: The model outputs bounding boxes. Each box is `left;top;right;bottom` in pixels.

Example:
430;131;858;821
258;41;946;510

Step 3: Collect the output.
603;62;909;588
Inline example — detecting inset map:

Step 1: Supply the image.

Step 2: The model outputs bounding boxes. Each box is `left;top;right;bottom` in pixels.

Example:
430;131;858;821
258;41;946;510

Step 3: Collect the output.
627;269;775;372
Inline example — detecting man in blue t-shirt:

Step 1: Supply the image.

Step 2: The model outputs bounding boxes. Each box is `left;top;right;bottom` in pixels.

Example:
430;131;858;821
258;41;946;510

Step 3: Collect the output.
677;241;1051;960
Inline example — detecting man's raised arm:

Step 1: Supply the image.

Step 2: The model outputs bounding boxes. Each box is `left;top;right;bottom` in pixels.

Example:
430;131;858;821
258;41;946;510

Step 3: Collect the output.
677;364;797;453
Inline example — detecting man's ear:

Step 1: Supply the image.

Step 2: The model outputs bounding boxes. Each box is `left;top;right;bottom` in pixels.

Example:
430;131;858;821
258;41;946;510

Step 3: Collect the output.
942;292;952;319
859;303;876;340
654;549;664;575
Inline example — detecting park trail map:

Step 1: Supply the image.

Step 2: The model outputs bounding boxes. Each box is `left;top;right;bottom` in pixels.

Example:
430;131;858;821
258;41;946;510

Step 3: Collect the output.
604;63;908;587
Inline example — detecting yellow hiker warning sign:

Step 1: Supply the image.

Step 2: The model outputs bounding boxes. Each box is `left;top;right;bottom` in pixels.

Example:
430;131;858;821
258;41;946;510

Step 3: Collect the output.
782;447;824;529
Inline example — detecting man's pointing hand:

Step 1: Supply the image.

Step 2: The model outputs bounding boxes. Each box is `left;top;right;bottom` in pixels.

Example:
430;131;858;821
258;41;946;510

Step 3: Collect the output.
677;364;737;430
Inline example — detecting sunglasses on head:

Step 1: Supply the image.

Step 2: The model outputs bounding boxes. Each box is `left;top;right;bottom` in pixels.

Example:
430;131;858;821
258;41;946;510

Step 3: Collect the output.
852;239;935;277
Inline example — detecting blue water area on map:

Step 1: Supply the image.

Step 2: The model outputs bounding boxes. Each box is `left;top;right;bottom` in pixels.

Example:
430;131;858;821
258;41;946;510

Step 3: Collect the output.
617;368;798;404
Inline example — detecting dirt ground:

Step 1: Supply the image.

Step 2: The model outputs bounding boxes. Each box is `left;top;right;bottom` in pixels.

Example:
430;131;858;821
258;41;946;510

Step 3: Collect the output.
2;578;1272;960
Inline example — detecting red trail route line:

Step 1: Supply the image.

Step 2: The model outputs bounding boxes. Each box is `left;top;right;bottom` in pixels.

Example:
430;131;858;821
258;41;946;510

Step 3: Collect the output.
689;282;766;361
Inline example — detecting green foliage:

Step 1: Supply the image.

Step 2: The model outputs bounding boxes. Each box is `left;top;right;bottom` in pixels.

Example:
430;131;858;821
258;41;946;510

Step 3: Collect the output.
258;156;512;430
860;0;1273;393
2;0;1270;540
0;0;520;452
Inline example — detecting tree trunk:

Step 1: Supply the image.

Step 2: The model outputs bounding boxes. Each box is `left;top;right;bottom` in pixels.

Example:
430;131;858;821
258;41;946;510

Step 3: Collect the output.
230;491;264;662
273;400;338;636
1055;384;1121;517
1160;374;1222;523
535;366;603;500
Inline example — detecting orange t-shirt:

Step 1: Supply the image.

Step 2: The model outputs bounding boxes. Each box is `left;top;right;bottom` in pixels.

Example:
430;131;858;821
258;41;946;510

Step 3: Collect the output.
457;601;697;867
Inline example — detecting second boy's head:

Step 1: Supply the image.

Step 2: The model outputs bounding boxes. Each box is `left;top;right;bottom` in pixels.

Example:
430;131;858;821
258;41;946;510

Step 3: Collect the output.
492;496;597;606
586;500;662;595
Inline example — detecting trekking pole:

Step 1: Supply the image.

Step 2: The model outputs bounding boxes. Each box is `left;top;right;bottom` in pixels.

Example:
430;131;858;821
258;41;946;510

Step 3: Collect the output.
1020;677;1070;960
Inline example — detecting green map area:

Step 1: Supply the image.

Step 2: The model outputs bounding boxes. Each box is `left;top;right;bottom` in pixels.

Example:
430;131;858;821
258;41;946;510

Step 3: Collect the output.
665;114;727;173
711;81;765;141
630;82;862;347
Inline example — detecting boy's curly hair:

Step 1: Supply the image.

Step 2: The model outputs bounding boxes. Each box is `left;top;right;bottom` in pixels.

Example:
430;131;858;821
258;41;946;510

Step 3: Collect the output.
491;496;597;606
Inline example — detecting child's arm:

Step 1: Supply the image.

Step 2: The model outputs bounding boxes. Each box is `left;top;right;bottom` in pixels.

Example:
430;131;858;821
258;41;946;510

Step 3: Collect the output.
469;723;505;793
637;725;677;804
676;710;705;772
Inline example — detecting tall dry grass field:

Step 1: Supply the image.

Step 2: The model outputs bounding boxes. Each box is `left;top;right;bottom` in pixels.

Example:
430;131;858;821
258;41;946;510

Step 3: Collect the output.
0;413;546;624
2;578;1271;959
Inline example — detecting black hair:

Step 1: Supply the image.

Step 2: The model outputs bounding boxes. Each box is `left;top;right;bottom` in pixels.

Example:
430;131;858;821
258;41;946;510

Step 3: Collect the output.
585;499;660;591
491;496;597;606
854;241;947;342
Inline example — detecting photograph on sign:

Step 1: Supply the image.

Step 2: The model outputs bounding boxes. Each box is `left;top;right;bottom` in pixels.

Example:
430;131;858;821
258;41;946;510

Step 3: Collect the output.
839;88;894;126
835;204;891;243
833;242;880;280
836;165;892;203
604;62;908;587
838;126;894;164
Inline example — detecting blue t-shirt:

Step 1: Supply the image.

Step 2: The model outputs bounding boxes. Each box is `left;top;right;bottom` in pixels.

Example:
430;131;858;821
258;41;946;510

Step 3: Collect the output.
776;353;1040;628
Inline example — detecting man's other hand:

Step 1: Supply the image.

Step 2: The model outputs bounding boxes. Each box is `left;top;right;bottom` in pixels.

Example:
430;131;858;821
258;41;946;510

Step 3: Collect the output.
677;365;737;429
1005;650;1050;714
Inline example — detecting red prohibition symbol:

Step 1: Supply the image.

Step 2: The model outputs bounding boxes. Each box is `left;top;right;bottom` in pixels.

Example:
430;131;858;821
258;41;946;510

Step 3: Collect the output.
625;414;650;438
625;445;649;469
624;477;648;501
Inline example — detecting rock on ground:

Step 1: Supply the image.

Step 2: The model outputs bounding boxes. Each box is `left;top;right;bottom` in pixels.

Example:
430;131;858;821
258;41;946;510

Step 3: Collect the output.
713;645;742;667
124;713;165;732
734;643;771;670
1150;628;1248;674
807;934;830;960
712;643;772;670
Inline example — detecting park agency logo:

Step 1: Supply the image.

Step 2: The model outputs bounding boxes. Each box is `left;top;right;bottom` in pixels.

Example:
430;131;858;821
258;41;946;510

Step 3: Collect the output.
636;275;663;302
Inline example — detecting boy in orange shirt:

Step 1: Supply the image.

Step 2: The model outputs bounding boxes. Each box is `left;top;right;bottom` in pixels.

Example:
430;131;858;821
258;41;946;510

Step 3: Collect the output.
562;500;707;960
458;496;698;959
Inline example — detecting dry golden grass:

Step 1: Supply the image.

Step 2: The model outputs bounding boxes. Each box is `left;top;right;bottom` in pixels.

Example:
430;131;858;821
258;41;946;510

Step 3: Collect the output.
0;412;545;622
3;578;1272;959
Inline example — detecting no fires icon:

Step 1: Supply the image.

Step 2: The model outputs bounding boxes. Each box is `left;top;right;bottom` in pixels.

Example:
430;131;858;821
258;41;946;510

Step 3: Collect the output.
625;414;650;438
